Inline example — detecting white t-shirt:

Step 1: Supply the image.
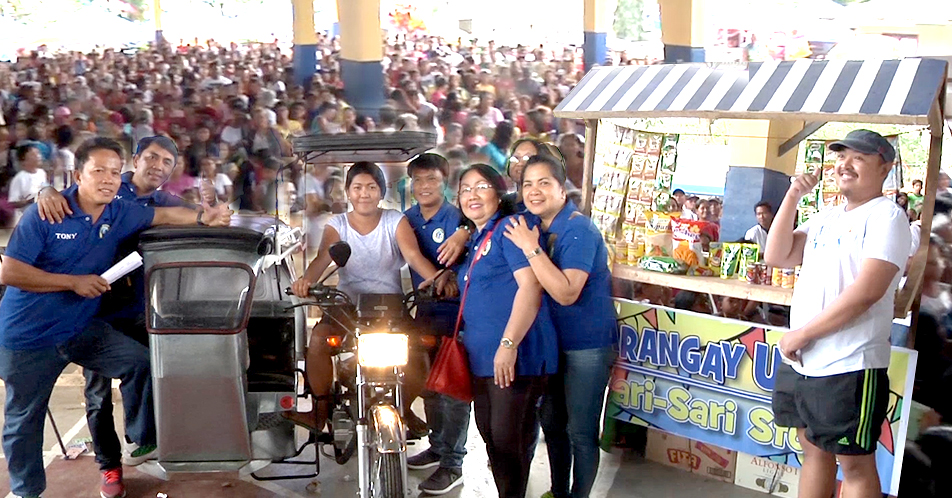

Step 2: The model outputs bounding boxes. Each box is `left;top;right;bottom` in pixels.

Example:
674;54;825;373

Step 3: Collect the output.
212;173;233;197
680;209;699;221
9;169;48;223
478;107;504;129
789;196;911;377
220;126;244;147
745;224;768;252
921;283;952;319
326;210;407;301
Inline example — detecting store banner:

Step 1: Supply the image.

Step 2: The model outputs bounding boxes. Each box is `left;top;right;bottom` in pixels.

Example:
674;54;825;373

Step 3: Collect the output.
607;299;917;495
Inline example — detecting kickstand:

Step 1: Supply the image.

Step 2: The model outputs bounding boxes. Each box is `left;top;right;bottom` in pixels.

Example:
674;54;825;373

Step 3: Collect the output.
47;410;68;457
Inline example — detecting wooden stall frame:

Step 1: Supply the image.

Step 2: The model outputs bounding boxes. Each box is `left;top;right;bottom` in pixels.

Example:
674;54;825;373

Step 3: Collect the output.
556;59;948;318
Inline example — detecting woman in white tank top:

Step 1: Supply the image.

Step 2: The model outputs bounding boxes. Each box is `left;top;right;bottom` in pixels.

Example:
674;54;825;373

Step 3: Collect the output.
288;162;445;433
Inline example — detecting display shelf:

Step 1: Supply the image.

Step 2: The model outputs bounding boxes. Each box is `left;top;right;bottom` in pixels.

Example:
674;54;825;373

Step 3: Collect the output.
612;264;794;306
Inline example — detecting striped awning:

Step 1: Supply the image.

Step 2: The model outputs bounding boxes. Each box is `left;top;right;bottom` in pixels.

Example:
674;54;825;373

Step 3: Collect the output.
554;58;948;125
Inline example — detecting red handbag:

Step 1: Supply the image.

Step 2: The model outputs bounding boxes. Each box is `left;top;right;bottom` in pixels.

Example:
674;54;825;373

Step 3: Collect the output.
424;229;494;402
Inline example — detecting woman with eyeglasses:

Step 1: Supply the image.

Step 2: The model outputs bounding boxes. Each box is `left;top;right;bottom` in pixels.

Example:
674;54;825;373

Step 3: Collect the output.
505;139;562;212
504;154;616;498
455;164;558;498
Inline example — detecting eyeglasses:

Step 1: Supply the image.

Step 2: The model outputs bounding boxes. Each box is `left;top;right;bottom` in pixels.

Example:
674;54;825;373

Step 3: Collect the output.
458;182;494;196
509;155;531;164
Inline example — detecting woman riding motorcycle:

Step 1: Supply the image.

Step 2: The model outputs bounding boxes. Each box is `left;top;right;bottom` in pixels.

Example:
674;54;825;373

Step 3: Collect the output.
289;161;454;433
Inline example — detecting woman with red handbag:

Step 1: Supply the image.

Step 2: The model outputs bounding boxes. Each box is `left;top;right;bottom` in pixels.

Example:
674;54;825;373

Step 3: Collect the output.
504;155;617;498
454;163;558;498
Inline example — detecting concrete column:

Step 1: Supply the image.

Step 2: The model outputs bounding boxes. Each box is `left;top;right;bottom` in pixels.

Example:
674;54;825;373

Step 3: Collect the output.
337;0;385;118
292;0;319;88
583;0;615;71
154;0;164;45
658;0;706;63
720;119;802;242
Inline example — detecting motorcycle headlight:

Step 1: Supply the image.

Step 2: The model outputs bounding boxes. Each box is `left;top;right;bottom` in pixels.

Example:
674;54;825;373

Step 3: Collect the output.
357;333;409;368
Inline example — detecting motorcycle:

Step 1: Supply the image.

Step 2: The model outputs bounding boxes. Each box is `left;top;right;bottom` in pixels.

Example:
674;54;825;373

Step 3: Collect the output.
286;241;440;498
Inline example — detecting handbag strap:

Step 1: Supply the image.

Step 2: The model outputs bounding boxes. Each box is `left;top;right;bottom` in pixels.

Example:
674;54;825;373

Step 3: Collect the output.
452;228;495;340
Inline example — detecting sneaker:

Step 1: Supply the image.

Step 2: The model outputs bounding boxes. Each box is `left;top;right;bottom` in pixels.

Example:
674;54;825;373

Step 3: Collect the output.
406;449;441;470
100;467;126;498
419;467;463;495
122;442;157;466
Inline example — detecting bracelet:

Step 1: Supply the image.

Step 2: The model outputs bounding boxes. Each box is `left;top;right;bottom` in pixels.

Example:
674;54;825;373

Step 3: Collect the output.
196;207;206;226
525;247;543;260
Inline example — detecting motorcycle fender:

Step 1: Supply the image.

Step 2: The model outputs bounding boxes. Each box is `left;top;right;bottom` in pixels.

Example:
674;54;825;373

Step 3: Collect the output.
369;404;407;454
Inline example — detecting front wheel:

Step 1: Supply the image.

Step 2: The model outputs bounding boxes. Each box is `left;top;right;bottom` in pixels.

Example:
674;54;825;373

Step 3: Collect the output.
372;452;404;498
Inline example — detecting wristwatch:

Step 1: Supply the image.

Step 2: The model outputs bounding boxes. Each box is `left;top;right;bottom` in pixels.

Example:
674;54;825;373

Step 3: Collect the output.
525;247;543;260
196;206;206;226
500;338;516;350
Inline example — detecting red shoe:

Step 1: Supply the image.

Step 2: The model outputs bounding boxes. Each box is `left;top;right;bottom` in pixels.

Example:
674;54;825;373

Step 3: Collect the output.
100;467;126;498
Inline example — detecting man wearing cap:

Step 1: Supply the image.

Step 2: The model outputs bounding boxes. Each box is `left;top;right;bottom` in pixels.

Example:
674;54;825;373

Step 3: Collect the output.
34;136;216;498
765;129;910;498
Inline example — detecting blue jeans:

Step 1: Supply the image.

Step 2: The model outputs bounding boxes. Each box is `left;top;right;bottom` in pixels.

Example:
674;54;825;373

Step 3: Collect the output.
0;319;155;497
422;391;471;468
416;301;469;469
540;347;615;498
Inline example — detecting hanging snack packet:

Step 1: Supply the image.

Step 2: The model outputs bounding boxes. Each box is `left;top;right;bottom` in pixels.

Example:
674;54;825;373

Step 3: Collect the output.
720;243;742;279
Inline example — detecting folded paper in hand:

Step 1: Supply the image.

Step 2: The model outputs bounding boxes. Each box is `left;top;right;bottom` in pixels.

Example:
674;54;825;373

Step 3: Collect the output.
101;252;143;284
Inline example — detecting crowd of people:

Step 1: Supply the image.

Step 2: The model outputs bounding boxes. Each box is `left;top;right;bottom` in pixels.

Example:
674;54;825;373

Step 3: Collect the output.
0;32;947;498
0;35;621;498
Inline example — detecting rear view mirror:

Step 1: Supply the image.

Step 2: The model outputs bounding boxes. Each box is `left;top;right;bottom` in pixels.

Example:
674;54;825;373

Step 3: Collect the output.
329;242;351;268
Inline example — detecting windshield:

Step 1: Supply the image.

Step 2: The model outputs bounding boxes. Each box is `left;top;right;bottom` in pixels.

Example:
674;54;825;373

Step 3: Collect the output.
148;265;253;331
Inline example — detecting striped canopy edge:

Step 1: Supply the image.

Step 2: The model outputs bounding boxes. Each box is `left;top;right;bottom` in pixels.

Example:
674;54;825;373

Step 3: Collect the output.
554;58;948;125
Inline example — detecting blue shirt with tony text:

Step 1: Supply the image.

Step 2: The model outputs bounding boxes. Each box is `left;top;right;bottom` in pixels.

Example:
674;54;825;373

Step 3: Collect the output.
0;186;155;349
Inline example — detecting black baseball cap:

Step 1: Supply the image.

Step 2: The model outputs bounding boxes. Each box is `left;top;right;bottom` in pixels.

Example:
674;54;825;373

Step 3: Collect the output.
828;129;896;164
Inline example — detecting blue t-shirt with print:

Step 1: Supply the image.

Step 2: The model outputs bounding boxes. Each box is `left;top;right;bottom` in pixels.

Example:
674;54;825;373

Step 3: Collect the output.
0;186;155;349
524;201;617;351
457;212;558;377
97;171;189;323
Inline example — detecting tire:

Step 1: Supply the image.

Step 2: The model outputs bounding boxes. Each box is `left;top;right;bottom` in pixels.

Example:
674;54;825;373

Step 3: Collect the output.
371;451;404;498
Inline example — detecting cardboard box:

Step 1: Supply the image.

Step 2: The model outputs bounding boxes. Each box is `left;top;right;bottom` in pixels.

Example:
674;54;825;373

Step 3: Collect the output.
734;452;800;497
645;429;737;483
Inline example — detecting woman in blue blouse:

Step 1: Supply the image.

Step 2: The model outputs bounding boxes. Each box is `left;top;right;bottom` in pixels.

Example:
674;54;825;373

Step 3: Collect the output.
456;163;558;498
504;154;617;498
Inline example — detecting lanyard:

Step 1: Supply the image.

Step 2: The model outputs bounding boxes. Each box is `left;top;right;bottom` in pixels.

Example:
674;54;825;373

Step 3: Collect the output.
452;228;494;339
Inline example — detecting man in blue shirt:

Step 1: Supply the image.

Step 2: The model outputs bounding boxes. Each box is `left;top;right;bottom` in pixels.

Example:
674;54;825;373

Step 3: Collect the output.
0;137;231;498
402;153;471;495
35;135;206;498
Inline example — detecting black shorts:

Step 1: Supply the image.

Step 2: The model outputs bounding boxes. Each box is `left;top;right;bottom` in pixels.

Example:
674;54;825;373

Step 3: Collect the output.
772;363;888;455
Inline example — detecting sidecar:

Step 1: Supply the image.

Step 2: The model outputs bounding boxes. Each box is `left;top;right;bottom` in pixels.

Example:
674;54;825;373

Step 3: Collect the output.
140;214;307;478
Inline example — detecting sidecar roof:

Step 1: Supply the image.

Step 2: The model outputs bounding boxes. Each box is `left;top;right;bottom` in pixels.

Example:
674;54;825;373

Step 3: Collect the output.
291;131;438;164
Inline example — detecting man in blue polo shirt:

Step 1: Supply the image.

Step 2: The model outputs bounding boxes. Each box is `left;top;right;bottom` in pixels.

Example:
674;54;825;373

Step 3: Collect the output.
402;153;471;495
0;137;231;498
36;135;203;498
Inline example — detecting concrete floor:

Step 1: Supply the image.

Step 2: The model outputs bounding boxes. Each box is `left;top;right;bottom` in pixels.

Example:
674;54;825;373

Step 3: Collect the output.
0;368;764;498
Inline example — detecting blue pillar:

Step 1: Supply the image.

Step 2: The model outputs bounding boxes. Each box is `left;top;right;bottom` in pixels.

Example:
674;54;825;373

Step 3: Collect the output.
340;60;385;119
584;31;608;71
292;0;318;88
293;44;318;88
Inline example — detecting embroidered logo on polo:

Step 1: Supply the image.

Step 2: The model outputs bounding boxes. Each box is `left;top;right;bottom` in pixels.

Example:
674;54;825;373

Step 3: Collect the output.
432;228;445;243
99;224;111;239
481;239;492;256
55;233;77;240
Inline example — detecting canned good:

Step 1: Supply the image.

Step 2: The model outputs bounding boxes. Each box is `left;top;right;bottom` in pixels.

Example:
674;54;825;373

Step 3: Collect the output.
627;242;640;265
759;264;771;285
746;263;760;285
772;267;783;286
781;268;795;289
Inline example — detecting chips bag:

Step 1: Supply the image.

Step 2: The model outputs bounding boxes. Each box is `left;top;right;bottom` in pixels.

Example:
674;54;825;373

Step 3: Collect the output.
721;243;743;279
644;211;673;257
